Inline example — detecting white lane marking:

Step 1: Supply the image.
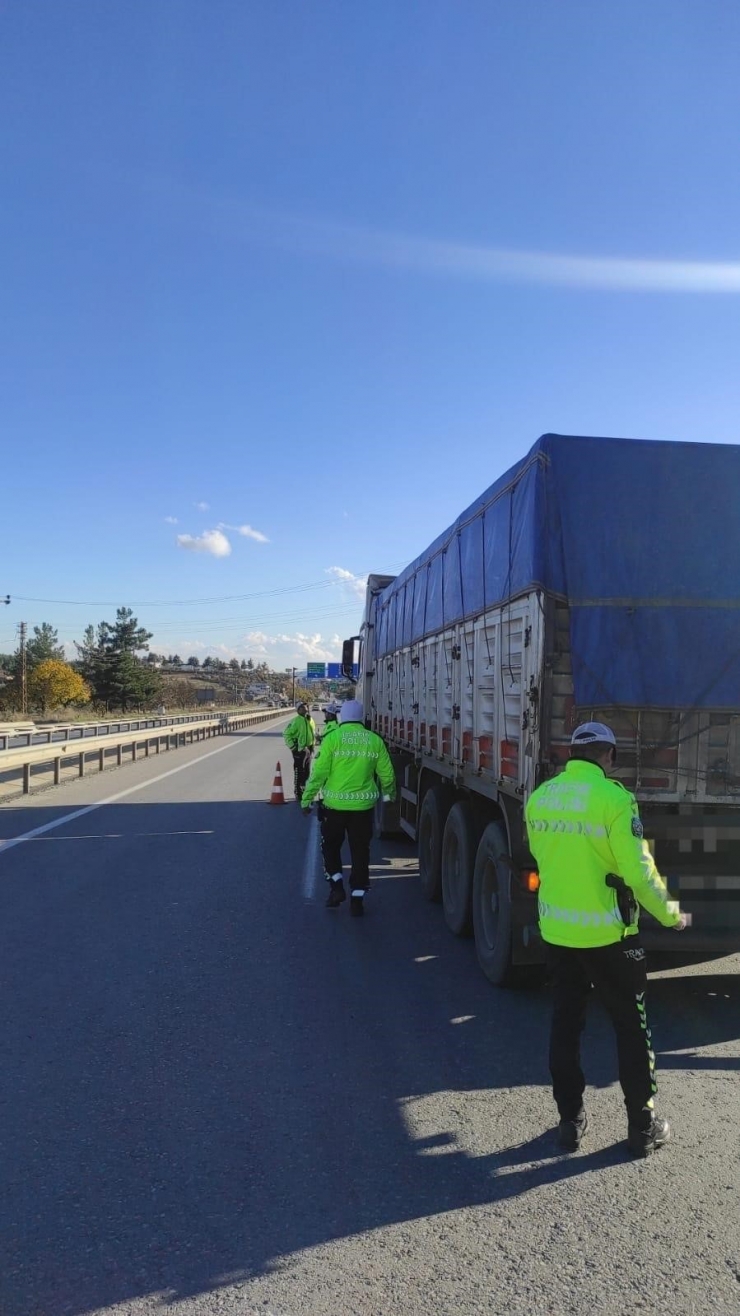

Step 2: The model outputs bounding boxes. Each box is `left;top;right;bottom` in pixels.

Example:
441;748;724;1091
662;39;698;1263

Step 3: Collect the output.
0;726;281;857
25;830;215;842
302;811;322;901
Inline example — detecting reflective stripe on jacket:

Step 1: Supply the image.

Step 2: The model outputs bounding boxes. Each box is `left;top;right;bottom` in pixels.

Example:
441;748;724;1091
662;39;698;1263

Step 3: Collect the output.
525;759;681;949
283;714;316;751
302;721;396;812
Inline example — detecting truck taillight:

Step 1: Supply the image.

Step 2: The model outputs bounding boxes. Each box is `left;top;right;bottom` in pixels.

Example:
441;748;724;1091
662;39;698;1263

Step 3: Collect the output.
521;870;540;892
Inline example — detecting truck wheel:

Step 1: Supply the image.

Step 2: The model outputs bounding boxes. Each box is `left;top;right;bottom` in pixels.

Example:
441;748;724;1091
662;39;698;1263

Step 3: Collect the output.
418;785;449;903
441;801;477;936
473;822;514;985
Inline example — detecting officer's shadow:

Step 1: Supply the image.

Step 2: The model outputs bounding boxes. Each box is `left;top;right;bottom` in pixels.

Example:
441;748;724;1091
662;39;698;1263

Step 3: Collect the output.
491;1130;627;1182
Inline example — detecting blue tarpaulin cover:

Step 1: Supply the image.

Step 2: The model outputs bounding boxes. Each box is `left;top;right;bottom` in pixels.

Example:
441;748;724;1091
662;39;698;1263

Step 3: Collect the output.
374;433;740;709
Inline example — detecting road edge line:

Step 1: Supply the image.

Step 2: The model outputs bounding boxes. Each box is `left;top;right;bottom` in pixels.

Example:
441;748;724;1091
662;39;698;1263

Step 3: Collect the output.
0;724;282;857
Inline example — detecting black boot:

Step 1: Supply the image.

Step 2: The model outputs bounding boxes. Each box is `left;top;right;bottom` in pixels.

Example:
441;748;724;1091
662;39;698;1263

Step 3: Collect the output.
557;1109;588;1152
350;894;365;918
325;881;346;909
627;1115;670;1157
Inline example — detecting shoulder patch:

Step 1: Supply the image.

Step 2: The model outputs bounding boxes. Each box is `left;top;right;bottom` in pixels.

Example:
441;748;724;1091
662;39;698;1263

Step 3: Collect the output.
631;817;644;839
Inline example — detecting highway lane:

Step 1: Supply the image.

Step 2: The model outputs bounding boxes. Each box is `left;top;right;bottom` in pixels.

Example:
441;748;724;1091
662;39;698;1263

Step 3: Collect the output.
0;721;739;1315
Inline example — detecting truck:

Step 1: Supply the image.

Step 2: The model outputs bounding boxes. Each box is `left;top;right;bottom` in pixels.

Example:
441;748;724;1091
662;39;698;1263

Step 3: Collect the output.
342;432;740;984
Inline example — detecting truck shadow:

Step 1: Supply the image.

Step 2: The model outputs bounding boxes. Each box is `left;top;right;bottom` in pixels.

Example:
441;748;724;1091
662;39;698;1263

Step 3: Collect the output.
0;803;737;1314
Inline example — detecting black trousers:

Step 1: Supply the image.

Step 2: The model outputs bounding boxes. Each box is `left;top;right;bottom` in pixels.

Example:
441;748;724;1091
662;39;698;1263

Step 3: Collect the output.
292;749;312;800
546;939;657;1131
320;807;374;891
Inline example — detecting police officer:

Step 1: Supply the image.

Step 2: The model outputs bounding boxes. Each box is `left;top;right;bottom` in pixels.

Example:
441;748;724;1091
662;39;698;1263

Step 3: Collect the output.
301;699;396;917
525;722;687;1156
317;701;340;747
313;703;341;881
283;702;316;803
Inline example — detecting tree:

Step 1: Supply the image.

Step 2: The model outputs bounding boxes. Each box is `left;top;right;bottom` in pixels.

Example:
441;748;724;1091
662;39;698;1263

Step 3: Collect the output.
26;623;65;669
75;608;157;711
74;623;108;698
229;657;240;671
202;656;213;669
3;622;64;680
28;660;90;714
161;676;198;709
187;656;200;668
246;658;255;671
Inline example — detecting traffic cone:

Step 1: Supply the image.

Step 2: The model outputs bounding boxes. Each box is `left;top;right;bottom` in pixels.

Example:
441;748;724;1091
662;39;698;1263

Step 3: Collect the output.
269;761;286;805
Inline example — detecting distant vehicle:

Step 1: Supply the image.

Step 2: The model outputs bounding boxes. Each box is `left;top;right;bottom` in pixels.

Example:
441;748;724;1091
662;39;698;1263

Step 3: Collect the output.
344;432;740;984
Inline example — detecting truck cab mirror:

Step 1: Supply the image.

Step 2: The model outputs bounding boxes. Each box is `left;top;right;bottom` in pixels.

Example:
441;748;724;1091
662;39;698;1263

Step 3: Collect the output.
341;638;356;680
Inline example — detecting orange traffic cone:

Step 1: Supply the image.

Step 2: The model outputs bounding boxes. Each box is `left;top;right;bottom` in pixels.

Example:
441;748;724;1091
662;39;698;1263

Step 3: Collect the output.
269;761;286;805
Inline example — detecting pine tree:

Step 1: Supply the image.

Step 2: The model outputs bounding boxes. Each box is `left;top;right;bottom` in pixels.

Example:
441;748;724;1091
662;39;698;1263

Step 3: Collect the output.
26;623;65;669
75;609;160;711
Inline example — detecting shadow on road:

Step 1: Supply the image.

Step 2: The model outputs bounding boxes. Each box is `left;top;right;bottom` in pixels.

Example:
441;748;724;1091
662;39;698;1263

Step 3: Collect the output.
0;799;737;1314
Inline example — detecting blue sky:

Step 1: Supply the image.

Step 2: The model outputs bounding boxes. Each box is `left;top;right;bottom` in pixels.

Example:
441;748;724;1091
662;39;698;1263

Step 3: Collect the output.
2;1;740;667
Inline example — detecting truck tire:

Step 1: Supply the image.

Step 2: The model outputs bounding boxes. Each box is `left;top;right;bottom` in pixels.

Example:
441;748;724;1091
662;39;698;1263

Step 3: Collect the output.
418;785;449;903
441;801;477;936
473;821;515;985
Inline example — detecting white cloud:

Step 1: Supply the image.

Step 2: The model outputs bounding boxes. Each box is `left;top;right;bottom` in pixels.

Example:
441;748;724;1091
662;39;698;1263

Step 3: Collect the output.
204;195;740;294
164;515;179;524
177;640;240;659
326;566;368;600
219;522;270;543
176;528;232;558
149;630;345;667
242;629;339;663
195;501;210;512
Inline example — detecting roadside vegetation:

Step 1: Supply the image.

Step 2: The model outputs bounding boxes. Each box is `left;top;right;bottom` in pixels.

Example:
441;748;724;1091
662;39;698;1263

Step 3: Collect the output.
0;614;310;720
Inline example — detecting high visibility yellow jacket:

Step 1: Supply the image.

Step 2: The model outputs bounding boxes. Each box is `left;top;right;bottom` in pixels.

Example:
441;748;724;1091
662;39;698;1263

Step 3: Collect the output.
525;759;681;948
302;721;396;812
284;714;316;751
316;719;340;751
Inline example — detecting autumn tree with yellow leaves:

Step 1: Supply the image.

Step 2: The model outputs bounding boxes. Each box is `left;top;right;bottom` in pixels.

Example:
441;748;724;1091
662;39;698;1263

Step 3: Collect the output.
28;660;91;715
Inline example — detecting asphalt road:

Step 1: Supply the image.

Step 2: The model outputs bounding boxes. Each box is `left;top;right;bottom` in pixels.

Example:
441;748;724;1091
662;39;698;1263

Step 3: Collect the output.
1;721;739;1316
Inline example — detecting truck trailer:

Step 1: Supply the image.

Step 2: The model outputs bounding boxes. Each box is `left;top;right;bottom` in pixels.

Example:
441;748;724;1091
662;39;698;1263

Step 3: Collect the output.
343;433;740;984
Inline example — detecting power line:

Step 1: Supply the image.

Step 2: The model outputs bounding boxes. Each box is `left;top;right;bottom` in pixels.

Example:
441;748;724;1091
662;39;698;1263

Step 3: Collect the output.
9;562;406;610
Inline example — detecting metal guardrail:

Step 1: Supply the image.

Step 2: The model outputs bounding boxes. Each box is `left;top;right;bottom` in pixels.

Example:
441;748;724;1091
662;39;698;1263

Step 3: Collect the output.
0;707;266;754
0;707;289;799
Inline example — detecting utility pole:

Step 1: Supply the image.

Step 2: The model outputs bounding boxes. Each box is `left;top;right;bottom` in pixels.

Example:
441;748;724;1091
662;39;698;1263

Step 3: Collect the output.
18;621;27;716
291;667;296;705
